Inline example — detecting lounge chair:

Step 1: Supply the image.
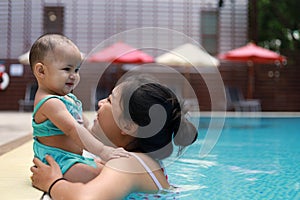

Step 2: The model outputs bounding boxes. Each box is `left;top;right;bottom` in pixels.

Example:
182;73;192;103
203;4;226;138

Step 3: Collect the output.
18;83;38;112
225;86;261;112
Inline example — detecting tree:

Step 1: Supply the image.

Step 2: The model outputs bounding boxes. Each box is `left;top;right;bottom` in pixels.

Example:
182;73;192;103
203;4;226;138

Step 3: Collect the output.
257;0;300;51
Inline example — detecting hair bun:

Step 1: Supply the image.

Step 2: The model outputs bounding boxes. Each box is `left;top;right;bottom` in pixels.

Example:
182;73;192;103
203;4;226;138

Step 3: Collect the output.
174;117;197;147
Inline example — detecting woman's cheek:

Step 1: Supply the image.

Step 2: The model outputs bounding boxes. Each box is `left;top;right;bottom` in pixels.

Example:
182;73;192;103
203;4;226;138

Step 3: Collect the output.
90;119;114;146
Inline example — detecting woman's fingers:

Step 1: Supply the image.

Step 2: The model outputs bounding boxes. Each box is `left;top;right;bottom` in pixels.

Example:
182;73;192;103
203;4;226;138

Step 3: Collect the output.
32;157;44;168
31;157;45;174
45;155;56;166
30;165;37;173
30;155;63;192
45;155;62;175
31;155;56;171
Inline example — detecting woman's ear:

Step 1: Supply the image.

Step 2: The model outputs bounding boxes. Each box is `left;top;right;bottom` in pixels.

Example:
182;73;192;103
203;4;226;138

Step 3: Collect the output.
34;63;45;78
121;122;138;136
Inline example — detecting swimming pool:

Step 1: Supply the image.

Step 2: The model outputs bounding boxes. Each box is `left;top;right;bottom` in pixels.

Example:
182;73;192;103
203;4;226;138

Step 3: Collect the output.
161;116;300;200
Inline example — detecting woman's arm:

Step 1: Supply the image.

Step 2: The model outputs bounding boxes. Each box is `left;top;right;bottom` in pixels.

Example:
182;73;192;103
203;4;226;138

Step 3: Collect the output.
31;155;136;200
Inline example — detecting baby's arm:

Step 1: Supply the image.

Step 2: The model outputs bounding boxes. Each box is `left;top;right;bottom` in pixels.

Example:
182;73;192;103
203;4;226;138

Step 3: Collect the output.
82;114;90;129
74;124;130;161
41;98;129;161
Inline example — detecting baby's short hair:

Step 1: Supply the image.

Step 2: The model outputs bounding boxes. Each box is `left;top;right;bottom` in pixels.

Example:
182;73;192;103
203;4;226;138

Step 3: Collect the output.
29;34;76;70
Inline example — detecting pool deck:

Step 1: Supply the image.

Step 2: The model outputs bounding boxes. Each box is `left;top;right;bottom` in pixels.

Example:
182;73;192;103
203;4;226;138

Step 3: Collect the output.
0;112;33;155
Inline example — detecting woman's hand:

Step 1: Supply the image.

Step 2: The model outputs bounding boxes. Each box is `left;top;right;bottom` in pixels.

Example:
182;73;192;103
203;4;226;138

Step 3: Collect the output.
30;155;63;192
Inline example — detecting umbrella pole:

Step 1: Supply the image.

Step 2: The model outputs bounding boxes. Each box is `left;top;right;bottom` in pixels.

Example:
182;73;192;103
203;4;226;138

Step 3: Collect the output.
183;66;191;99
247;61;254;99
116;63;122;80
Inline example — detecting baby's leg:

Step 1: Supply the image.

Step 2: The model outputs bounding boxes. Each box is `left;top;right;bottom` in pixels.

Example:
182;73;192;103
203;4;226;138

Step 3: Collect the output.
64;163;102;183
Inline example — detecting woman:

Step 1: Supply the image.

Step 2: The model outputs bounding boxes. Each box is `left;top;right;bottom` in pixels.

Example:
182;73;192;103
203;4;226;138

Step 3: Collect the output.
31;75;198;200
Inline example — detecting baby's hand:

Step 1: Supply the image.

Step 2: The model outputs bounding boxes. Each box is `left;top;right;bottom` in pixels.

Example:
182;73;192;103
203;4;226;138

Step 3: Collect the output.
101;146;131;162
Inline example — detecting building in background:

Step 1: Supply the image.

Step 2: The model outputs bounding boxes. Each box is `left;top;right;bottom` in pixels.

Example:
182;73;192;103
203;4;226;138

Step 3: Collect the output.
0;0;299;111
0;0;248;59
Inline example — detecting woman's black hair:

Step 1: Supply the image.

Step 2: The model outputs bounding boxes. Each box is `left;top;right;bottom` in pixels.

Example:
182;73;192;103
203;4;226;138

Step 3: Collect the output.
120;75;198;160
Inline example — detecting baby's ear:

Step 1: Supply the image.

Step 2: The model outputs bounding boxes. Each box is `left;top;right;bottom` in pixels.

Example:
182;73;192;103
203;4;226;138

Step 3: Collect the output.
34;63;45;77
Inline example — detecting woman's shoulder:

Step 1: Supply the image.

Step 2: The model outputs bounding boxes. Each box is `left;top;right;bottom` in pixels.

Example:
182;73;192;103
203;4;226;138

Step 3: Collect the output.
102;153;170;192
105;153;145;173
105;153;161;174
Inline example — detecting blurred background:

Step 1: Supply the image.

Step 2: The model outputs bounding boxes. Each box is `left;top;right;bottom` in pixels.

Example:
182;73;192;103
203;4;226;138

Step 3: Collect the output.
0;0;299;112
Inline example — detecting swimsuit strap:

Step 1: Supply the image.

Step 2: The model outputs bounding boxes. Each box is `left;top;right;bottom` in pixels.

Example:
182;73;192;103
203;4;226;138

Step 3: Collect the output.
130;153;163;190
32;94;75;118
33;95;61;118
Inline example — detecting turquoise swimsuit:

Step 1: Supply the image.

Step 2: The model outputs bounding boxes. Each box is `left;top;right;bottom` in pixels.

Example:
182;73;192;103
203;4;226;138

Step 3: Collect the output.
32;93;96;174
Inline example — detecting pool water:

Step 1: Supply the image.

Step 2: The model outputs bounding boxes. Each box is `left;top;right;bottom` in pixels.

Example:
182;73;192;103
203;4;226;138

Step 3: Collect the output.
162;117;300;200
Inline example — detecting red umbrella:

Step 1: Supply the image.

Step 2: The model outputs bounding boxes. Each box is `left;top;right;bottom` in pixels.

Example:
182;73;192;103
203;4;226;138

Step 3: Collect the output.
219;42;286;63
87;42;154;64
218;42;286;99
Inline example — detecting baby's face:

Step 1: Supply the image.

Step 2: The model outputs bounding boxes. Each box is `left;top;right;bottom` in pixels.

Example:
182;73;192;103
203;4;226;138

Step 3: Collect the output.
42;44;82;95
